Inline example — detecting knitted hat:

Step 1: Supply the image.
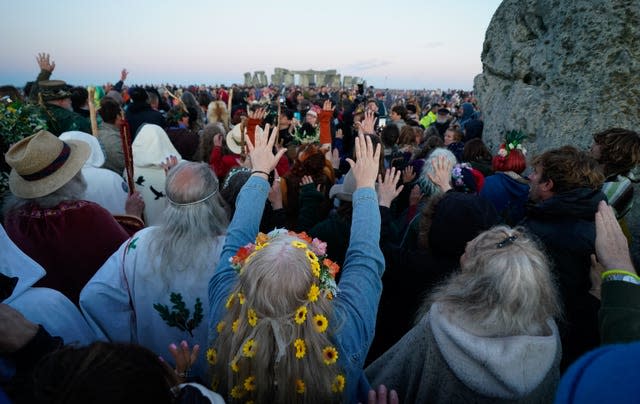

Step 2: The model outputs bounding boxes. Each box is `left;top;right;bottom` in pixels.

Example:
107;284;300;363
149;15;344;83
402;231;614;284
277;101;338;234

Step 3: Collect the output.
6;130;90;198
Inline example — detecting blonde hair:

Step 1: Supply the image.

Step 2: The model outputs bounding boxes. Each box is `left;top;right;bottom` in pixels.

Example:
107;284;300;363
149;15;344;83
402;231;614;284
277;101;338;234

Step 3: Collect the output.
207;100;230;132
423;226;561;337
211;235;342;403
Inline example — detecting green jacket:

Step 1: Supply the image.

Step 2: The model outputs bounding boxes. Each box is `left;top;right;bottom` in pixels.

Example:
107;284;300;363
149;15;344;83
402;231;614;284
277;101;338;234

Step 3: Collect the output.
43;104;92;136
599;280;640;344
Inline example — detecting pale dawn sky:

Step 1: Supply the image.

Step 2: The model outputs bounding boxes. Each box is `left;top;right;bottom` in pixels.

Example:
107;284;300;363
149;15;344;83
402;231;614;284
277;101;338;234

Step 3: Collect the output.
0;0;503;89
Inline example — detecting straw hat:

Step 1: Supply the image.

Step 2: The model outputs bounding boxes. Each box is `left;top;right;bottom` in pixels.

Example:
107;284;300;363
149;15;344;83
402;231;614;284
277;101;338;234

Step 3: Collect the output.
225;124;263;155
6;130;90;198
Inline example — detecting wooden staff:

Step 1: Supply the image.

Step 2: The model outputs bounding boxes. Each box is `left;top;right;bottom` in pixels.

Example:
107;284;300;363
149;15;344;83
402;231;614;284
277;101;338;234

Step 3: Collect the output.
276;97;281;145
87;86;99;136
120;116;135;196
227;88;233;115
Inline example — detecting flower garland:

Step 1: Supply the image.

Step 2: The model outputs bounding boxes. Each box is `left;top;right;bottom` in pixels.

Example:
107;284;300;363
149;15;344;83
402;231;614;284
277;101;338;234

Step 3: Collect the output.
292;125;320;145
230;229;340;298
451;163;473;187
497;130;527;158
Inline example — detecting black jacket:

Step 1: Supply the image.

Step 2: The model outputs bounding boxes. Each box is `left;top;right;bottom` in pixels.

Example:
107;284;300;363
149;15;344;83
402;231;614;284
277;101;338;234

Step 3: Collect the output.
125;102;165;138
522;188;606;369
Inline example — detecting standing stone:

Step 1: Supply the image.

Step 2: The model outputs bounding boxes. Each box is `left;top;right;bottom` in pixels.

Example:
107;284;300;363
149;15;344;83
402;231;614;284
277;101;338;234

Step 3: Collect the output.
474;0;640;155
284;72;295;87
244;72;253;86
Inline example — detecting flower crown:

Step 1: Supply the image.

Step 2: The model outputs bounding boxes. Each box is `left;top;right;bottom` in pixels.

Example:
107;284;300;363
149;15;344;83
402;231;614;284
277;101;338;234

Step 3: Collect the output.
230;229;340;298
292;125;320;145
497;130;527;158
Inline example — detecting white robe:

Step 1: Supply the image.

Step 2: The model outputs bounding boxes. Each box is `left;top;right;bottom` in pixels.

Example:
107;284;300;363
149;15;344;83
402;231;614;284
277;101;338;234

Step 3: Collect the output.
80;227;224;381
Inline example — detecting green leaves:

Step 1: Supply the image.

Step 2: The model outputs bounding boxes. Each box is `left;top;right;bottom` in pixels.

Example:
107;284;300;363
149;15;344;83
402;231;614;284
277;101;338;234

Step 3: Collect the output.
153;292;203;338
0;101;47;145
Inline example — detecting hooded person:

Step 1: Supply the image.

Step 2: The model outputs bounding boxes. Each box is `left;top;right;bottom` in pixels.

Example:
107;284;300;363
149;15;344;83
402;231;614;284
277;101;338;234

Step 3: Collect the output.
131;124;183;226
59;131;128;215
2;130;143;304
367;226;562;403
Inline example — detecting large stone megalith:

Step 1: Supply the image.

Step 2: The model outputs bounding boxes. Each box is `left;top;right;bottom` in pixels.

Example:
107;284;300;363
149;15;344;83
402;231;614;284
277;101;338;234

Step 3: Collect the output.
474;0;640;155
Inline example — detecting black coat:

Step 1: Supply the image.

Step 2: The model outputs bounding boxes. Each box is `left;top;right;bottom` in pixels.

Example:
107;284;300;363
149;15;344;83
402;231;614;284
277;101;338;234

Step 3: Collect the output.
521;188;606;370
125;102;166;138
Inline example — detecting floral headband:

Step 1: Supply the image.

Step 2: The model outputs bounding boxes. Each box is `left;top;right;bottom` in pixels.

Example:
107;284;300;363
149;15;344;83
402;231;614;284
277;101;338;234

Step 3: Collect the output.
497;130;527;158
230;229;340;298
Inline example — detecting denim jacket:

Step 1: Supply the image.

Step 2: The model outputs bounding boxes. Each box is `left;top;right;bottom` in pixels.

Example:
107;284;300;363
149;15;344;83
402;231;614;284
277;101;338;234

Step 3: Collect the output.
209;175;384;402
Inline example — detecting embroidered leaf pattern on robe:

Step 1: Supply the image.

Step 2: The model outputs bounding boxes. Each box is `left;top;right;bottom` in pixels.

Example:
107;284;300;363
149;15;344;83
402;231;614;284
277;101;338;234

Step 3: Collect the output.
127;237;139;254
153;292;203;337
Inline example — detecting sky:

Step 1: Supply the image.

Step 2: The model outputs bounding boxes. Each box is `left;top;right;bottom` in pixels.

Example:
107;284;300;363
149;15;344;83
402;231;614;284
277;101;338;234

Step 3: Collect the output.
0;0;503;90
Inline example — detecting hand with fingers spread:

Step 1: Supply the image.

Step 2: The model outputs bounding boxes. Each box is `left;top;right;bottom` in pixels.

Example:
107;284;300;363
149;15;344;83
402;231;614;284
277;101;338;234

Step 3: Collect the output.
377;168;404;208
36;52;55;73
322;100;333;111
327;148;340;169
120;68;129;82
168;340;200;381
335;128;344;139
268;170;283;209
402;165;416;183
595;200;635;273
246;123;287;178
362;111;376;135
248;107;266;122
346;134;381;190
160;155;179;175
409;184;424;206
428;155;453;193
300;175;314;186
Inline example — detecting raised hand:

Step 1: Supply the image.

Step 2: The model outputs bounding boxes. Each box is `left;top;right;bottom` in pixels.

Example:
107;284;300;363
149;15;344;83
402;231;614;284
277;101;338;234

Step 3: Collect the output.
377;168;404;208
248;107;266;122
595;200;635;273
120;68;129;82
322;99;333;111
346;134;381;190
36;52;55;73
361;110;376;135
402;165;416;183
160;155;179;175
168;340;200;381
427;155;453;193
124;191;145;218
246;124;287;176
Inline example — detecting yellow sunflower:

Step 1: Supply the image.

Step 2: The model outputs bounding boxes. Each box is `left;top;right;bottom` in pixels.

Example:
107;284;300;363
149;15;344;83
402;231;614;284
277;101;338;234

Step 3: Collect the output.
232;319;240;333
244;375;256;391
206;348;217;365
254;242;269;251
247;308;258;327
216;321;226;333
296;379;305;394
230;385;245;399
313;314;329;333
331;374;346;393
294;338;306;359
230;358;239;373
225;293;235;309
310;260;321;278
307;284;320;302
237;293;246;305
242;339;257;358
294;306;308;324
322;346;338;365
305;249;318;263
292;240;307;249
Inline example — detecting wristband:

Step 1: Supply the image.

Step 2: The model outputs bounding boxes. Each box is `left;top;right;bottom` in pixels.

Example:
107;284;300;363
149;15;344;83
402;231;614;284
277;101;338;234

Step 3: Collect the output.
602;269;640;286
251;170;270;178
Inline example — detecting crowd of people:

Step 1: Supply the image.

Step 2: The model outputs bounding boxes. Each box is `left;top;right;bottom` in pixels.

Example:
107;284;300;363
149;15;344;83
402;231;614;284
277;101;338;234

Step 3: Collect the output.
1;53;640;403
